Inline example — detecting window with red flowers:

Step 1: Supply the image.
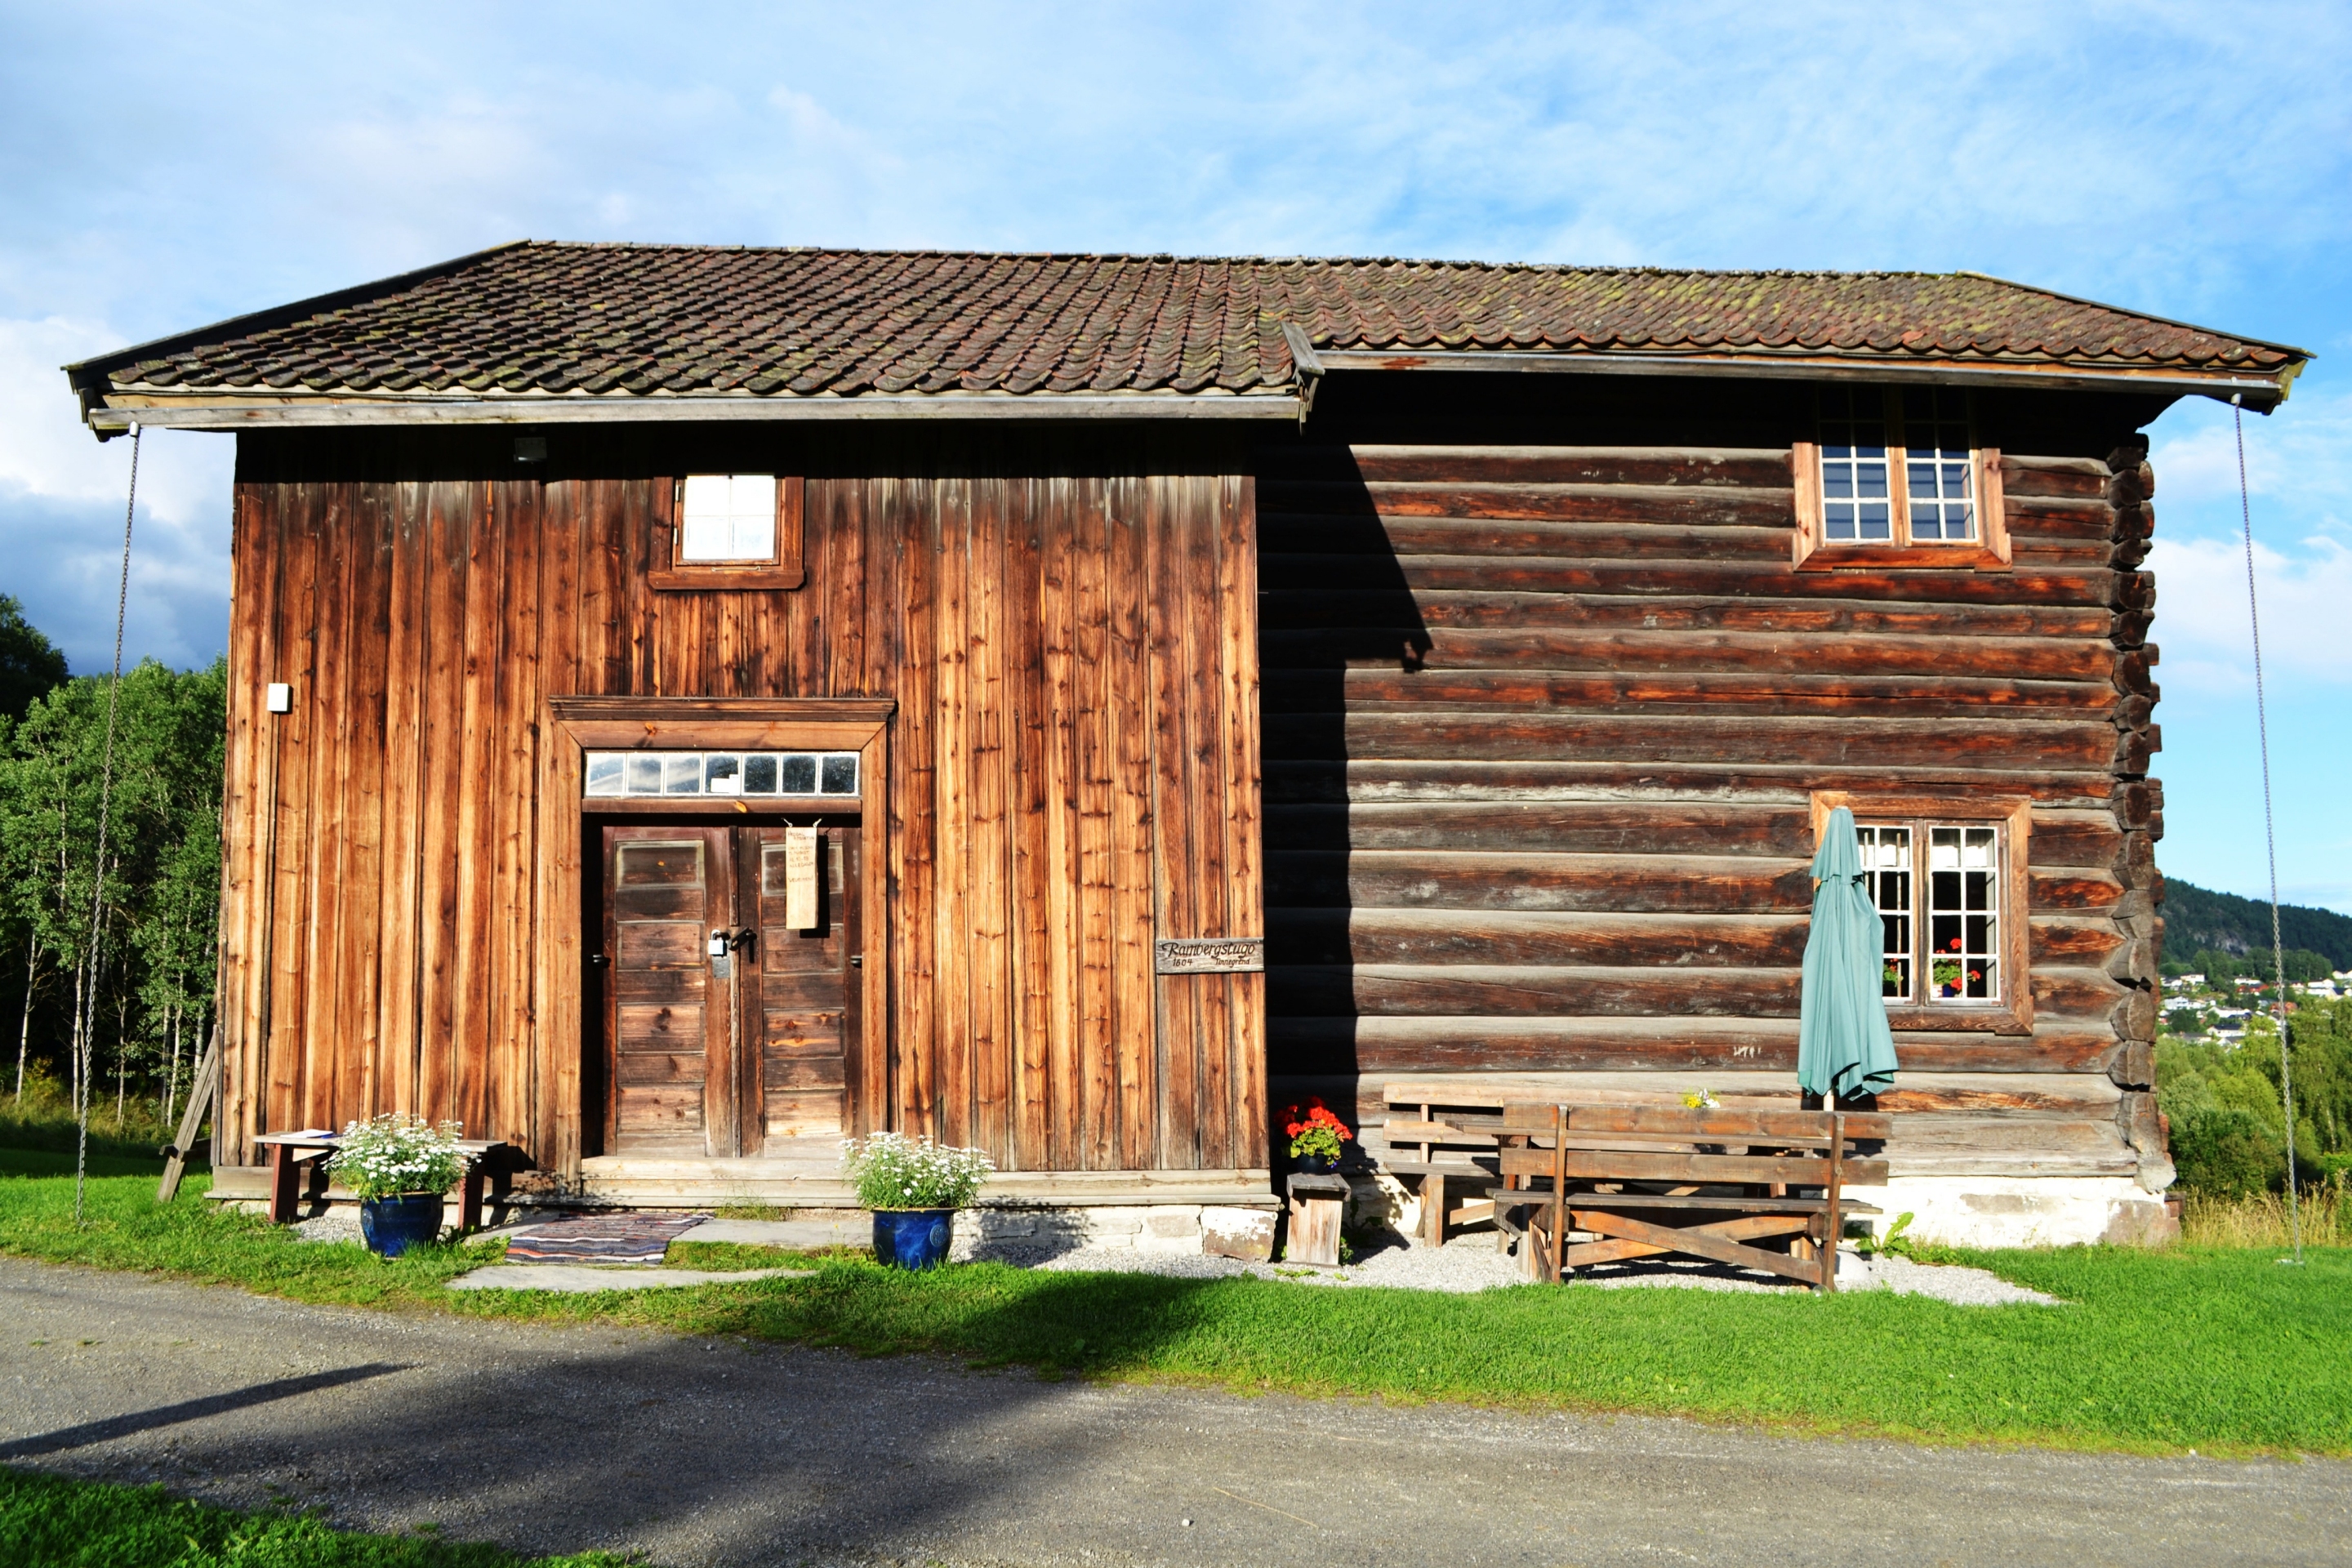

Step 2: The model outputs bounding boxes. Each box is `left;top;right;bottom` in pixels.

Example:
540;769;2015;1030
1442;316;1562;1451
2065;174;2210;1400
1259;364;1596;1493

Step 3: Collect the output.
1812;791;2034;1036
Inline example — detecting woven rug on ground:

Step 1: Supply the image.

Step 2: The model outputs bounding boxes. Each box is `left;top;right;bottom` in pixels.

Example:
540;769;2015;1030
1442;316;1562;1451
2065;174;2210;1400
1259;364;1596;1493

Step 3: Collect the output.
501;1212;711;1266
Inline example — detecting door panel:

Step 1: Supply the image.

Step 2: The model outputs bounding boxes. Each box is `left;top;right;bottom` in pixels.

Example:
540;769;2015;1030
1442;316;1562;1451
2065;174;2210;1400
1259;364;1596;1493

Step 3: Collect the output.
600;820;861;1157
741;826;858;1144
603;829;731;1157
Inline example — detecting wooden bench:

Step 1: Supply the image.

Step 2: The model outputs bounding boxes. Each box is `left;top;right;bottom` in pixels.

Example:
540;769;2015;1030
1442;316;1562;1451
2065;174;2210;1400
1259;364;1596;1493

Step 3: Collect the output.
1370;1086;1512;1245
252;1130;508;1232
1489;1102;1888;1293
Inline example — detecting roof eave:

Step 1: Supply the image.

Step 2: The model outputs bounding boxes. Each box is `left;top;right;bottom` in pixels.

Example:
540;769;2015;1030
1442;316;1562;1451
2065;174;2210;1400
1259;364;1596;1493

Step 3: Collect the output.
1311;348;2300;408
81;388;1305;434
60;240;535;427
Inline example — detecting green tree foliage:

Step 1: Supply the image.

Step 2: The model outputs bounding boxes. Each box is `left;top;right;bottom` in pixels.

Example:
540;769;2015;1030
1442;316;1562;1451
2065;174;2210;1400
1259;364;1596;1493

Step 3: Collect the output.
0;595;68;723
2161;876;2352;970
2160;996;2352;1195
2176;946;2338;986
0;657;225;1124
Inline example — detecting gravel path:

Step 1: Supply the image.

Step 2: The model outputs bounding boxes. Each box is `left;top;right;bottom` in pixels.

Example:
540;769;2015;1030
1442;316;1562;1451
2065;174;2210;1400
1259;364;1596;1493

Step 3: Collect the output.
305;1208;2059;1305
2;1258;2342;1567
975;1227;2061;1305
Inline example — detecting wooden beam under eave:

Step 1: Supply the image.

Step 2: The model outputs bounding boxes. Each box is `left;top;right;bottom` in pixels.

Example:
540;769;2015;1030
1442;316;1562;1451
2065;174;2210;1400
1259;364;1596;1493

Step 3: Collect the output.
1310;349;2295;408
83;391;1305;435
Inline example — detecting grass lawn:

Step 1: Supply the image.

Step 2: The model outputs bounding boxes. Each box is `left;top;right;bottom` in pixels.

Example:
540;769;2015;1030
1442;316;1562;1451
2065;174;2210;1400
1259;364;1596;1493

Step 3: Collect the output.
0;1466;629;1567
2;1165;2347;1458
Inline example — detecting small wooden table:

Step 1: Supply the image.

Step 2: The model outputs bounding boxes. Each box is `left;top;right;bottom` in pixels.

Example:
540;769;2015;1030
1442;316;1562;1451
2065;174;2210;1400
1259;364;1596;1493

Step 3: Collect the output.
252;1131;506;1230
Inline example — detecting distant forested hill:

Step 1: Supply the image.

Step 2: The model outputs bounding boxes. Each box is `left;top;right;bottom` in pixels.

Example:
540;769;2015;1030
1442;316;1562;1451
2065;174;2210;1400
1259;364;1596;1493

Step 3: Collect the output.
2163;877;2352;969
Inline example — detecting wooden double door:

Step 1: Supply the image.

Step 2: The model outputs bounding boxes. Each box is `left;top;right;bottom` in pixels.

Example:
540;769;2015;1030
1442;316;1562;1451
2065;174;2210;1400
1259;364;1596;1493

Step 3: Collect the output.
601;822;860;1157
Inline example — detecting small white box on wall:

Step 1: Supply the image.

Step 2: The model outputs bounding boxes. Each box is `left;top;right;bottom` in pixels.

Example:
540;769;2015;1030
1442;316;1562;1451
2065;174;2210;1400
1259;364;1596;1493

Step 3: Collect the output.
265;683;292;714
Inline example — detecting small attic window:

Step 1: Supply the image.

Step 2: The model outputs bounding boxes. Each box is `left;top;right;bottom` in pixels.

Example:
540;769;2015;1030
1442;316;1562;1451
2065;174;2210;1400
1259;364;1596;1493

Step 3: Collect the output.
680;474;778;562
653;474;806;591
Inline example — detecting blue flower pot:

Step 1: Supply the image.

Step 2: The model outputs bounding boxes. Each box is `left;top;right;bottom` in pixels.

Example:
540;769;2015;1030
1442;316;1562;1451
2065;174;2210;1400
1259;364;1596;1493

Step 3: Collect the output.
359;1194;446;1258
872;1209;955;1270
1293;1152;1339;1174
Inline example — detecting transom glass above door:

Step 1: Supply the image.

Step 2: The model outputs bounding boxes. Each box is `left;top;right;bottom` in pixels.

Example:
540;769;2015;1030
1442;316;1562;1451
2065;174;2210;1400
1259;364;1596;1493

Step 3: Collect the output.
583;750;861;798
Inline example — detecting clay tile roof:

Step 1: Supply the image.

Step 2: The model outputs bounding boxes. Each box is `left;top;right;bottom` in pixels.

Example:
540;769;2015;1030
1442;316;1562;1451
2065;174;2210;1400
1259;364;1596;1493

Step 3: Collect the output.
70;241;2309;405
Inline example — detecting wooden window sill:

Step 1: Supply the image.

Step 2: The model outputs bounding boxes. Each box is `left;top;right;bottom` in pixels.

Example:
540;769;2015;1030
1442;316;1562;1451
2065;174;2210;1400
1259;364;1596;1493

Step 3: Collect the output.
649;565;806;592
1886;1005;2034;1036
1795;543;2011;572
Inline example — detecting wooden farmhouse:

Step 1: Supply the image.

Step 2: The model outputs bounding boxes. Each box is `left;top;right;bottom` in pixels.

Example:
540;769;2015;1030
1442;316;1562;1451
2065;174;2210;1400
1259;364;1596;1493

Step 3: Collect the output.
67;245;2307;1248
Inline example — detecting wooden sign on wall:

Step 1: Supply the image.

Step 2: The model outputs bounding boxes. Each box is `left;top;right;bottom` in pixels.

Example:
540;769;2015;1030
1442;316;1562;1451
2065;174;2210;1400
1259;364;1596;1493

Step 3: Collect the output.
1153;937;1264;975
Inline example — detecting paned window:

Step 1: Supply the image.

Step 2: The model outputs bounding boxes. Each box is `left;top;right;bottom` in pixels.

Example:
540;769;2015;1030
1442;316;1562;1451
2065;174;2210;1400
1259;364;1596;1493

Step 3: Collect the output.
1819;389;1891;542
1901;388;1976;541
1857;825;1913;997
1856;819;2002;1006
679;474;779;563
653;474;806;590
583;750;860;799
1791;389;2007;568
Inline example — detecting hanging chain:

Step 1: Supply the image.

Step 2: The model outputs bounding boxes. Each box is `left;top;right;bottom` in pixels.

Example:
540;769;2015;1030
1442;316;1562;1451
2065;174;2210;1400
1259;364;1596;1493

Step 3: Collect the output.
74;425;139;1224
2234;396;2301;1264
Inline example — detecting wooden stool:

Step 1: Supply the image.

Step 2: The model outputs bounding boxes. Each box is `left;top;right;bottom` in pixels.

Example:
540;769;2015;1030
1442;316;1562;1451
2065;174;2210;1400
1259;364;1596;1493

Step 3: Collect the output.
1285;1172;1350;1267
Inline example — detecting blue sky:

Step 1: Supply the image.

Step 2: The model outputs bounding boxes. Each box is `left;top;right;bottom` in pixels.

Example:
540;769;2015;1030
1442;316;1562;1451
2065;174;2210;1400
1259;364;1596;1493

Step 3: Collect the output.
2;2;2346;910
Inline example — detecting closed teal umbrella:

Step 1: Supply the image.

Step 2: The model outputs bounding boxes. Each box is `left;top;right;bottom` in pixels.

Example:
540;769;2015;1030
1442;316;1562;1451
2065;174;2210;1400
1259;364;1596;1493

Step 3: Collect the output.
1797;806;1900;1102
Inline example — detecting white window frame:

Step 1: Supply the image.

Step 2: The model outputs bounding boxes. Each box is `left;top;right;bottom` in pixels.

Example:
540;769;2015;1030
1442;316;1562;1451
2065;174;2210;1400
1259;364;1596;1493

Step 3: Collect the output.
679;474;782;564
1791;388;2010;571
1857;822;2007;1009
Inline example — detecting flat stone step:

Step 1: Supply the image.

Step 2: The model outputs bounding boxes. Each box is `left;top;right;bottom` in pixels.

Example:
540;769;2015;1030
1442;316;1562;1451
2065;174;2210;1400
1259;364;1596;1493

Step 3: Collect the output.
677;1217;867;1248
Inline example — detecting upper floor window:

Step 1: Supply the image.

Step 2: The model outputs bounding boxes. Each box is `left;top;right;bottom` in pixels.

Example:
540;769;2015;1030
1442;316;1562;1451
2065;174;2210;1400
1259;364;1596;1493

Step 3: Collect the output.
1793;388;2009;569
653;473;806;591
679;474;779;562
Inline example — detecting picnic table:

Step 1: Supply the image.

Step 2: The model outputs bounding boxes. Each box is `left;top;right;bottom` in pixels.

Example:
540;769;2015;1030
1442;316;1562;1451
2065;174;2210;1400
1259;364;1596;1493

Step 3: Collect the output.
1490;1101;1888;1293
251;1130;509;1230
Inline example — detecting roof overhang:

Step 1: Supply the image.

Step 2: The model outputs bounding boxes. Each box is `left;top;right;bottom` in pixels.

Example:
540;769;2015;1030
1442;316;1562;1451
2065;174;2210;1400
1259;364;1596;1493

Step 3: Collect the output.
1311;347;2300;409
81;388;1303;435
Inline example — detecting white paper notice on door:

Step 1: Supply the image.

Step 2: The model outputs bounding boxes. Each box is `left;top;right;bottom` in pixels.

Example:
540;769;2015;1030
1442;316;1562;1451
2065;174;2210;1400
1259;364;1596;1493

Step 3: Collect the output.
783;826;820;930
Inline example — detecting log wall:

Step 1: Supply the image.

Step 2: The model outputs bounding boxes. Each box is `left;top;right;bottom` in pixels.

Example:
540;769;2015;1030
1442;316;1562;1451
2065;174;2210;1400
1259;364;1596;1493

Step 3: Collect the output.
216;425;1265;1176
1259;375;2167;1168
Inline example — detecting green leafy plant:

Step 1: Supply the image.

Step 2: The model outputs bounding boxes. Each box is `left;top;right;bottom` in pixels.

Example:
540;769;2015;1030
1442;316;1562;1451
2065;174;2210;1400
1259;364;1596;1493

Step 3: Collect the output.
840;1131;995;1211
1283;1098;1352;1163
326;1113;468;1201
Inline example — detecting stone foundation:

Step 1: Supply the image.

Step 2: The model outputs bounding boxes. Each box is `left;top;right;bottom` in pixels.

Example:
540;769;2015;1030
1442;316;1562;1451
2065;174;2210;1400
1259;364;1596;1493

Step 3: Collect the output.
1842;1176;2178;1249
947;1203;1279;1261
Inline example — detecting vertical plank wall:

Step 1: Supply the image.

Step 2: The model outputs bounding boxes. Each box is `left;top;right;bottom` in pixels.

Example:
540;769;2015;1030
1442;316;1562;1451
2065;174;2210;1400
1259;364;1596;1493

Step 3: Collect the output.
216;425;1266;1177
1256;376;2167;1176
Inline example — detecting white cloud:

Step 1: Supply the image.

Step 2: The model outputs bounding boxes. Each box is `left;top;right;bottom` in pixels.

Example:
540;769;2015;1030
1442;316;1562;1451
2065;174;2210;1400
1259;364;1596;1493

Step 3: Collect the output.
0;314;131;505
2145;386;2352;693
2149;388;2352;523
0;314;231;528
2146;533;2352;691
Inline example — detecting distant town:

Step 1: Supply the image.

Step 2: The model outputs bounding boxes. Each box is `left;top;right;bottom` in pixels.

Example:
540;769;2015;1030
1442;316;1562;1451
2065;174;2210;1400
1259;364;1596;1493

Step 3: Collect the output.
2161;961;2351;1043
